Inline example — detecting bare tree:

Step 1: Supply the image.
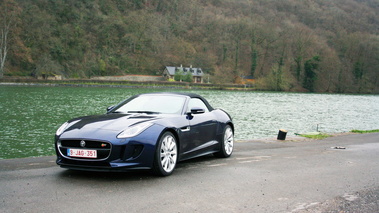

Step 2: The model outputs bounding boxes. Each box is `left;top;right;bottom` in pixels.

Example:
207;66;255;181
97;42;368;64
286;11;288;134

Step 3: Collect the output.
0;1;14;78
0;19;11;78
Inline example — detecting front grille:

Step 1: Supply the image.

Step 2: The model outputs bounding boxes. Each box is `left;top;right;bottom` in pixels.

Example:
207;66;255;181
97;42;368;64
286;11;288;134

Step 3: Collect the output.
60;140;111;149
58;139;111;160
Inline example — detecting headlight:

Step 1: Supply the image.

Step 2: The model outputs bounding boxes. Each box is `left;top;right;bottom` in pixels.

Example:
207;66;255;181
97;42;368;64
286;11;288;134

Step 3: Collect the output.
56;122;69;136
56;120;80;136
117;122;153;139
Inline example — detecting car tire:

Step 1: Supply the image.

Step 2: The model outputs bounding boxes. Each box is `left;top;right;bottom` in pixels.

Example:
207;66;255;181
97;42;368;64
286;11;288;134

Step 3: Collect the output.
214;125;234;158
153;131;178;176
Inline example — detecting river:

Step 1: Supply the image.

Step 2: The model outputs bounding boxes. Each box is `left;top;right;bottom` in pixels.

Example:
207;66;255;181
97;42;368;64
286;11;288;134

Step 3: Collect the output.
1;85;378;159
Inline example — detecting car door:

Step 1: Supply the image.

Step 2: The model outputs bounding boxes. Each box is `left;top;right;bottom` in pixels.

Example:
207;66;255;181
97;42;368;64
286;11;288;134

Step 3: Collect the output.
181;98;218;158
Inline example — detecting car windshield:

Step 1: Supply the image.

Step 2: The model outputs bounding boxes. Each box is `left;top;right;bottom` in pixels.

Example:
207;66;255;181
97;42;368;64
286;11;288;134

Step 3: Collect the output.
114;95;186;114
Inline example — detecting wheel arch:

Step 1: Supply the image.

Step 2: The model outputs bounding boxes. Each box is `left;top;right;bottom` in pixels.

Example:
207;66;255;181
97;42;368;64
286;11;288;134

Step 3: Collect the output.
158;127;181;152
226;121;234;133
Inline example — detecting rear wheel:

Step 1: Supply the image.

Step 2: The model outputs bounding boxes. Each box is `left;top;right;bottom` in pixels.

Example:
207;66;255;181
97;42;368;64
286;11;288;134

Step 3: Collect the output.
215;125;234;158
153;132;178;176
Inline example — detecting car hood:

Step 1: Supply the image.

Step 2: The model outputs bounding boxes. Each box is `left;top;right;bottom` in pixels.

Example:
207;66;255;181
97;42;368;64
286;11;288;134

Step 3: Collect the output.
65;113;161;133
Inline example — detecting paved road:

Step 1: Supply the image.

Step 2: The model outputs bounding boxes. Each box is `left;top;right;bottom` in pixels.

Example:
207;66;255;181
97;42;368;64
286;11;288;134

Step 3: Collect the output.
1;133;378;213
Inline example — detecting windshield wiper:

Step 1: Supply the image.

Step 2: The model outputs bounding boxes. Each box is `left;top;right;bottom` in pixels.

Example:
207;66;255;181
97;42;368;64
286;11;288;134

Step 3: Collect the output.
127;111;161;114
111;111;122;113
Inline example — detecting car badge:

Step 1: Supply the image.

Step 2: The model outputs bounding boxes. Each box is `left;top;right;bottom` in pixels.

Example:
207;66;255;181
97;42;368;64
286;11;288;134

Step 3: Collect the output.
80;140;86;148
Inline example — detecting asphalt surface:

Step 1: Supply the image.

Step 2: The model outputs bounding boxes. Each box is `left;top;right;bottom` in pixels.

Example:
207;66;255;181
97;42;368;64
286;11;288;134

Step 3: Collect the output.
1;133;378;213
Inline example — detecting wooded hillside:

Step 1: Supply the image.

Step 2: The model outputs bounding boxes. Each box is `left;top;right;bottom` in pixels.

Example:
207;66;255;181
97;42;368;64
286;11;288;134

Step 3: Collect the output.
1;0;378;93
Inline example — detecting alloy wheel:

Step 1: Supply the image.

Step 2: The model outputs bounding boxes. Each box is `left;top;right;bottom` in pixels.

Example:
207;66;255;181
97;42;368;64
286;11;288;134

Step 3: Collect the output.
224;126;234;156
159;133;177;174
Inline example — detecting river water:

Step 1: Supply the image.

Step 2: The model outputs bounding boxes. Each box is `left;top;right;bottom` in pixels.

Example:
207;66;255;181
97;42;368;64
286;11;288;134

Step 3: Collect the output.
1;85;378;159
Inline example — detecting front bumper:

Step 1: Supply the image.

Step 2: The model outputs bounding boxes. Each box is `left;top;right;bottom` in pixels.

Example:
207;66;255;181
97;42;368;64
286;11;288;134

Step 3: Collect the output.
55;124;165;172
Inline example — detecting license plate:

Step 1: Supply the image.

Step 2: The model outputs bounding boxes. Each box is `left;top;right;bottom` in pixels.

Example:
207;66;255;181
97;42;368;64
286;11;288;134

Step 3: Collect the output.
67;149;97;158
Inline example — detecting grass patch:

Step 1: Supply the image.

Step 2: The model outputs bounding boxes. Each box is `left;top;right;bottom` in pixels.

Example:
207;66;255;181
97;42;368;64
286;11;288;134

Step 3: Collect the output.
299;133;332;140
351;129;379;134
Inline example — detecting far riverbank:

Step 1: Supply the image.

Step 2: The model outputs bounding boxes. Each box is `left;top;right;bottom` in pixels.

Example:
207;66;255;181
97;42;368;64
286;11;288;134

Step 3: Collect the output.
0;78;255;91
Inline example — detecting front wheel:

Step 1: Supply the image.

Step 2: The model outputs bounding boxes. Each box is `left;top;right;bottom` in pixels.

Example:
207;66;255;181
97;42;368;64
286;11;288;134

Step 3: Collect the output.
214;125;234;158
153;131;178;176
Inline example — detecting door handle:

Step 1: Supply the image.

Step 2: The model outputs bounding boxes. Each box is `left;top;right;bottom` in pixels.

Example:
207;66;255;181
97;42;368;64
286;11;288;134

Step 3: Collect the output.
181;126;190;132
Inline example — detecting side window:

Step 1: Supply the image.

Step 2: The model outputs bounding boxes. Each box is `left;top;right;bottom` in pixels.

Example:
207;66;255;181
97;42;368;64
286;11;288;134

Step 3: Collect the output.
188;98;209;113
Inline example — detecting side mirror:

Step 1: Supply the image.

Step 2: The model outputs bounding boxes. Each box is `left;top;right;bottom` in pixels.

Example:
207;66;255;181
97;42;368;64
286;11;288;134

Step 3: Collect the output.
190;107;205;114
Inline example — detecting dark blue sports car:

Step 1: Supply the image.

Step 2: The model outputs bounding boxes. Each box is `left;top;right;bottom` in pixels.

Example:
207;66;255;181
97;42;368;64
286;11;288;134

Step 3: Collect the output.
55;92;234;176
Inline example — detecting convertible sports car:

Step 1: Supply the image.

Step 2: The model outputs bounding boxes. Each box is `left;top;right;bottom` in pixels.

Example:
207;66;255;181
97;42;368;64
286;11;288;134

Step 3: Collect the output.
55;92;234;176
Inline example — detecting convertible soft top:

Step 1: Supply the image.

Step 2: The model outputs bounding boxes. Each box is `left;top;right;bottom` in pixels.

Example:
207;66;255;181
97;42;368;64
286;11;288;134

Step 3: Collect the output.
136;92;215;111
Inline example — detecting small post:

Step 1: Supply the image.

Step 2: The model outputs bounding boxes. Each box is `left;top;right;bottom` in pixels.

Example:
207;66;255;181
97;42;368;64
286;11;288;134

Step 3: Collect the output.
277;129;287;140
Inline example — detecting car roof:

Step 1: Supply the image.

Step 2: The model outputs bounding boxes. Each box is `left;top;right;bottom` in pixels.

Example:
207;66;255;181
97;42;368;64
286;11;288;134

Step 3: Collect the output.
137;92;214;110
139;92;201;98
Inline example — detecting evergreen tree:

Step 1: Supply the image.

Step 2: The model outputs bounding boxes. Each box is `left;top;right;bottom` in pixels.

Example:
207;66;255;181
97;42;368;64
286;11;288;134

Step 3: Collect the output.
183;72;193;83
303;56;320;92
353;61;364;80
174;70;183;82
